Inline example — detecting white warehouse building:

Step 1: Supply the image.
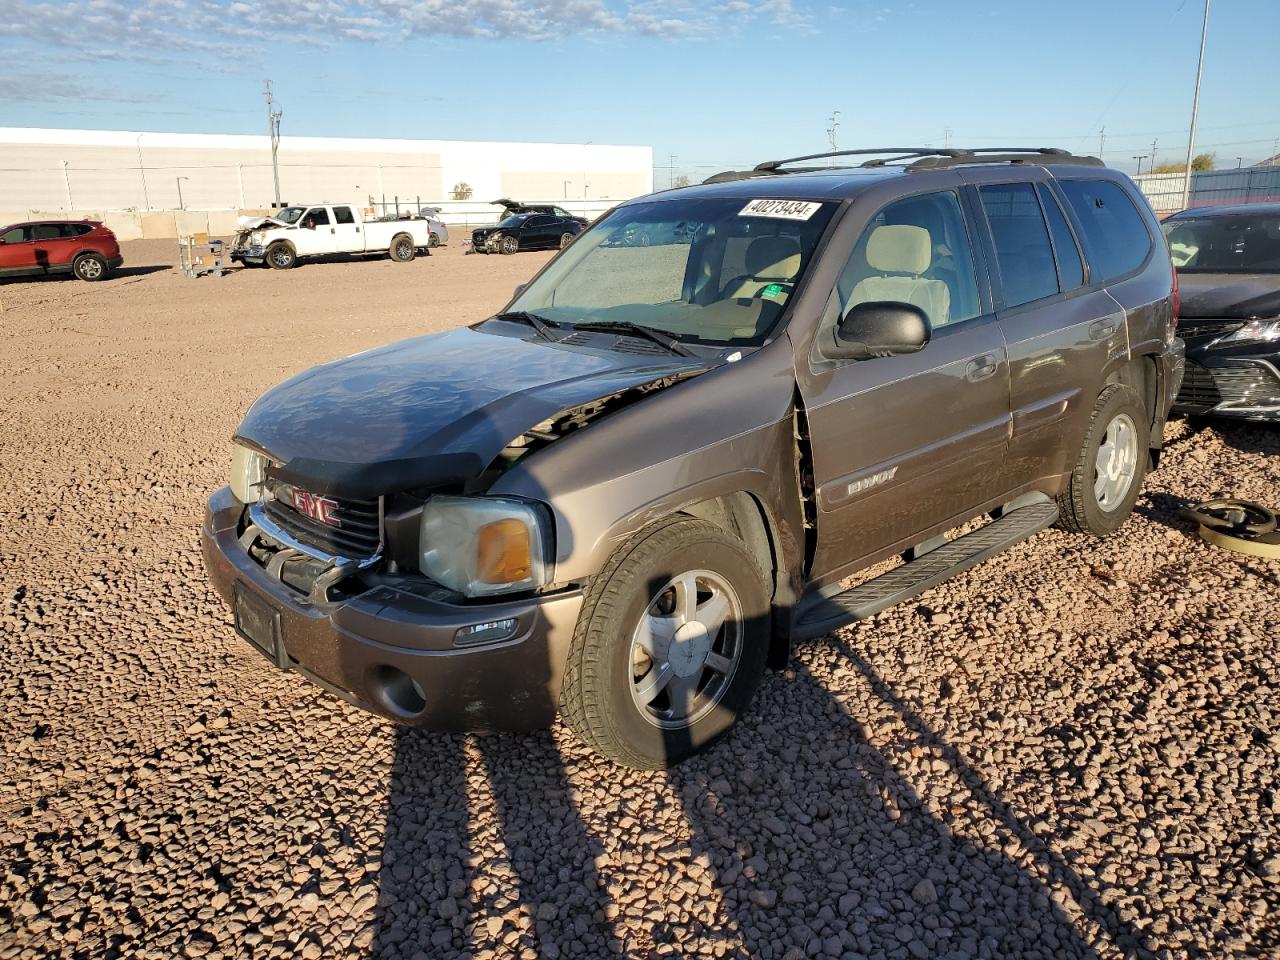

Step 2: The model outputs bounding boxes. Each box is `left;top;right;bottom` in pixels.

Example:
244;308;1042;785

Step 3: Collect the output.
0;127;654;239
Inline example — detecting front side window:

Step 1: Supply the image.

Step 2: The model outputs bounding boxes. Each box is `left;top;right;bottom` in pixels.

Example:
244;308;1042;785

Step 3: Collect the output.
1162;213;1280;273
837;190;981;329
1058;179;1152;281
0;226;26;243
980;182;1060;308
303;207;330;227
508;197;837;346
333;206;356;225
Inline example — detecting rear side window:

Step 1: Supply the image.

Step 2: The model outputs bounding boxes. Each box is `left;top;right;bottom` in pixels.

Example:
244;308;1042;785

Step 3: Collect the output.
1037;185;1085;290
30;224;64;241
333;206;355;225
1058;179;1152;281
979;182;1059;308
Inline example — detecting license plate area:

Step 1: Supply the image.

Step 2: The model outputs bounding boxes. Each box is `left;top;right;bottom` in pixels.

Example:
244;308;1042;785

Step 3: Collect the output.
233;583;288;669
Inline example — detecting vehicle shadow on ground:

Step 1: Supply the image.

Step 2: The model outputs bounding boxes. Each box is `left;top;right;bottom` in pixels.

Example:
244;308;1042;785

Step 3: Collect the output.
0;265;171;286
1171;415;1280;456
371;634;1147;958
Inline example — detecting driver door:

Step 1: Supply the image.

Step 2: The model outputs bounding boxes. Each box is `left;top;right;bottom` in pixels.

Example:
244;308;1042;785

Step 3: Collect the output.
797;188;1012;580
293;206;334;256
0;224;37;273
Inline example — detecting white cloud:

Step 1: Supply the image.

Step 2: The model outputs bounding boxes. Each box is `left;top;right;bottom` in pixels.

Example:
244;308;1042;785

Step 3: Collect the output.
0;0;812;58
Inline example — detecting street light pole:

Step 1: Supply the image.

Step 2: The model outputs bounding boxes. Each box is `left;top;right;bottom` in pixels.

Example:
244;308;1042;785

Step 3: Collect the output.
1181;0;1211;211
1133;155;1147;176
176;176;189;211
265;80;283;207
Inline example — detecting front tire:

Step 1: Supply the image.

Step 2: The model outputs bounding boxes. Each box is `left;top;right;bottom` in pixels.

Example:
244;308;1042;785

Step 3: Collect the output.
266;242;296;270
561;517;771;769
391;234;416;262
72;252;108;281
500;235;519;255
1056;384;1149;536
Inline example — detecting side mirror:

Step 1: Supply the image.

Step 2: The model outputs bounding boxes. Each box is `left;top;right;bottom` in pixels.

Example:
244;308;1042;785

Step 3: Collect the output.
829;301;931;360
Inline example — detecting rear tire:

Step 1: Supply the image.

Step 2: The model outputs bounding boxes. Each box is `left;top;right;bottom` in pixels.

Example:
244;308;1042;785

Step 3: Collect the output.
1056;384;1149;536
72;252;108;281
559;232;574;250
561;517;771;769
428;232;441;248
266;242;296;270
391;234;416;262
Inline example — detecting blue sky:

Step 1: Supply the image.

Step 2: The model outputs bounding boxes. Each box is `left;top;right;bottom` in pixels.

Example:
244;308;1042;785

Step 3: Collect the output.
1;0;1276;181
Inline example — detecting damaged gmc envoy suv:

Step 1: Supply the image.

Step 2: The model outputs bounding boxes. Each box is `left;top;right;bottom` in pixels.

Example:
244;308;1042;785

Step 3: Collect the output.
203;147;1184;768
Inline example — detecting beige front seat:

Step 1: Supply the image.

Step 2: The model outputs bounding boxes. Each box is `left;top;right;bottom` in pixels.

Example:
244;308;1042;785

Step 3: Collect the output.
847;224;950;327
722;236;802;301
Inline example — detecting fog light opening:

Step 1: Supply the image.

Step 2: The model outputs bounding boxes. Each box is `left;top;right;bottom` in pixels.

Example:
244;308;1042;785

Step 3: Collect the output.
375;666;427;717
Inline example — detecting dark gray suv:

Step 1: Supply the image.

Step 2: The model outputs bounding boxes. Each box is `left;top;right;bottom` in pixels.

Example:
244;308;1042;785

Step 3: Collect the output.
203;147;1184;768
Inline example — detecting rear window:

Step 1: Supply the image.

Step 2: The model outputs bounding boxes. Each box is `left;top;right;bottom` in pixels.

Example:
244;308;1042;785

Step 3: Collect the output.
1058;179;1152;282
979;182;1060;308
1038;185;1085;290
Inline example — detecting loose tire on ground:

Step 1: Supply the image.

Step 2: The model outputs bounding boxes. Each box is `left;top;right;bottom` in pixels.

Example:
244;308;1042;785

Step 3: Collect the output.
391;234;416;262
72;252;108;282
561;516;771;769
1056;384;1150;536
266;242;296;270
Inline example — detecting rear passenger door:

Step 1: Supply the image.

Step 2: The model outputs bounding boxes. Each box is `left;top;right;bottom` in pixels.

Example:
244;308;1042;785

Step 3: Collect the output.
966;170;1126;490
799;188;1012;579
330;205;362;253
30;223;74;270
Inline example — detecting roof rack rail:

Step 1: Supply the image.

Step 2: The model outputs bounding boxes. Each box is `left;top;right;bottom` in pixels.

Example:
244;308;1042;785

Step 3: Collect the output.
704;146;1102;183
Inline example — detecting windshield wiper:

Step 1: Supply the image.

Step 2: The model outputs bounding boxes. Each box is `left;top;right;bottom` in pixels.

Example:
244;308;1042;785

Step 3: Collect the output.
568;320;697;357
492;310;558;342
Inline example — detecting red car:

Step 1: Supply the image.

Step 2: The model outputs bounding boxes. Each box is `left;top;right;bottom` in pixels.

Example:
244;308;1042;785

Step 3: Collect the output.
0;220;123;282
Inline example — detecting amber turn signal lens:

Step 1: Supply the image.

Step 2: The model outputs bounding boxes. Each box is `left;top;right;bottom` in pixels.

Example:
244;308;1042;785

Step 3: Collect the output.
476;518;532;584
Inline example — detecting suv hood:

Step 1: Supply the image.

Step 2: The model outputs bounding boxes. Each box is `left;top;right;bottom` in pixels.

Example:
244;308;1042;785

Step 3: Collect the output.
1177;272;1280;320
235;327;706;499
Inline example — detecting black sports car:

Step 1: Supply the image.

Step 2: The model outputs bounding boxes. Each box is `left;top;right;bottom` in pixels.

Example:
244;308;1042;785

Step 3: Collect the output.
471;212;584;255
1163;202;1280;421
492;198;588;227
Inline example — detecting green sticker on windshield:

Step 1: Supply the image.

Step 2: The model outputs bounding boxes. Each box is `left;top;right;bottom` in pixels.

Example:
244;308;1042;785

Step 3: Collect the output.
761;283;785;300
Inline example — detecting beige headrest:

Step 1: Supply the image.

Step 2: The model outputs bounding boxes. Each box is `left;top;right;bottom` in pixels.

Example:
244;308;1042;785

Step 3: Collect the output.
745;236;801;279
866;224;931;275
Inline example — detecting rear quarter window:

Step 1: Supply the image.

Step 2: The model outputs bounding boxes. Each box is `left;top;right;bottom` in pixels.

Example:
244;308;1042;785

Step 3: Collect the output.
1058;179;1153;282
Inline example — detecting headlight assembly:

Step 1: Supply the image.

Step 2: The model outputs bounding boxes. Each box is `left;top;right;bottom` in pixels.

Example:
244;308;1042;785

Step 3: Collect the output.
230;443;267;504
1221;319;1280;345
420;496;552;597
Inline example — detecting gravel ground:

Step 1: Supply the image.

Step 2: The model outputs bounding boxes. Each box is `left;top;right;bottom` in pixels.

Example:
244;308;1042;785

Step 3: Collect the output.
1;239;1278;960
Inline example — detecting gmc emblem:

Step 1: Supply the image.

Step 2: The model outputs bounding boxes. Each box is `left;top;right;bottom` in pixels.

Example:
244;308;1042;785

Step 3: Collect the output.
290;488;341;528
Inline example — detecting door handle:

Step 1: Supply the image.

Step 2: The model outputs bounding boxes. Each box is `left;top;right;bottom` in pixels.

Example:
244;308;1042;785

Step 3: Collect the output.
965;355;999;383
1089;318;1119;340
330;227;336;234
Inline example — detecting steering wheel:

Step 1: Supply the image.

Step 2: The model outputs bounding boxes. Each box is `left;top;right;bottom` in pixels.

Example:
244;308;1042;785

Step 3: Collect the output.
1179;499;1278;536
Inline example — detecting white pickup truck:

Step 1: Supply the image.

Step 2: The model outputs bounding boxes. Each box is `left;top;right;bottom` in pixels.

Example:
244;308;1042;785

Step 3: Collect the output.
230;203;435;269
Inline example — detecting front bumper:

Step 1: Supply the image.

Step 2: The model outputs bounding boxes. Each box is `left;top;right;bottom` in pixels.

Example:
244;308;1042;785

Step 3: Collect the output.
231;244;266;264
201;486;583;731
1172;357;1280;420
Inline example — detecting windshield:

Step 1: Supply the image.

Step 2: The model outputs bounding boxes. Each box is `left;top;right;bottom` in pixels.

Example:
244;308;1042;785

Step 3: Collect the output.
497;215;531;228
1163;213;1280;273
272;206;306;225
508;197;836;346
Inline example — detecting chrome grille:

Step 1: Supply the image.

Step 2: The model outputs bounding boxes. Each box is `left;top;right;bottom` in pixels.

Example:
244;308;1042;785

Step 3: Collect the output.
1176;318;1244;341
1177;360;1280;410
261;478;381;560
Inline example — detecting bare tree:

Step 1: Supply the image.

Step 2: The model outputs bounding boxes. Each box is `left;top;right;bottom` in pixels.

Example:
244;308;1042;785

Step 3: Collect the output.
449;182;474;200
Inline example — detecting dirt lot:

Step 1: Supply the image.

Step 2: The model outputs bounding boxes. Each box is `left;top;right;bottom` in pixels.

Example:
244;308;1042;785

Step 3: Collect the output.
1;239;1278;960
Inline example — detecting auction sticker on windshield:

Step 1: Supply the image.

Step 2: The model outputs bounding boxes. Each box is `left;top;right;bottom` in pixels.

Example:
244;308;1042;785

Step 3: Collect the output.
739;199;823;221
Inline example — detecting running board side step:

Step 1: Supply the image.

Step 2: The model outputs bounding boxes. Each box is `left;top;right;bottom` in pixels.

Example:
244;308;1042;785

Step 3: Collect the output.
792;500;1059;640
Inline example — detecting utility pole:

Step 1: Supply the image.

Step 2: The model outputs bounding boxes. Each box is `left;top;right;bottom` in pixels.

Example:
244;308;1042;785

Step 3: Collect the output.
943;126;953;150
667;153;677;189
1133;155;1147;176
61;160;74;211
1098;127;1106;162
827;111;841;153
264;80;283;207
1181;0;1210;210
1150;138;1159;172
